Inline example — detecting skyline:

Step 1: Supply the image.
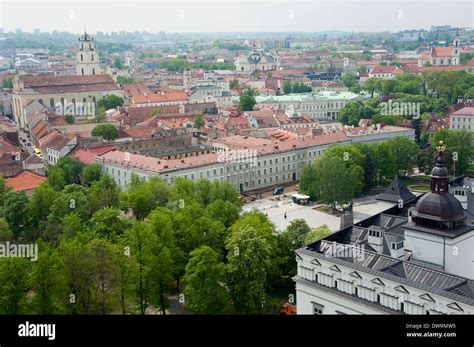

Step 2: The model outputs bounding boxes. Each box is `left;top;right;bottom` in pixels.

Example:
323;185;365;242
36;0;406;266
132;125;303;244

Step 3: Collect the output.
1;1;473;34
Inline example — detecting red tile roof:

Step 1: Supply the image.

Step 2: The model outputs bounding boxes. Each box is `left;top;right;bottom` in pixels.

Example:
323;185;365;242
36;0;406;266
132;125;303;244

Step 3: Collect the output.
370;65;402;74
452;106;474;116
6;170;47;192
431;47;453;57
123;83;188;105
22;74;119;94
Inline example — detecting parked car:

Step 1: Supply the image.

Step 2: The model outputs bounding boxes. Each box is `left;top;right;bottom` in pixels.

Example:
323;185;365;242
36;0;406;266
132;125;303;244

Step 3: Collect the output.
273;187;284;195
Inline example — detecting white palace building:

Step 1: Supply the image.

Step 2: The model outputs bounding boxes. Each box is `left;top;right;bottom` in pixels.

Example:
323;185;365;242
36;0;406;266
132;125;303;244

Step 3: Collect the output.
294;143;474;315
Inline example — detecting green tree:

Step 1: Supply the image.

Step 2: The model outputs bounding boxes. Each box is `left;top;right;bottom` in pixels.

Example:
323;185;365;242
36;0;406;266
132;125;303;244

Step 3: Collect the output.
97;94;124;110
0;218;13;242
229;80;239;90
386;137;419;176
90;208;130;239
194;113;205;128
2;191;28;237
0;258;31;314
239;87;257;112
88;175;120;213
341;72;357;89
91;124;119;140
225;224;272;314
285;219;312;249
183;246;229;314
82;164;103;186
304;225;332;245
300;156;363;212
30;240;65;314
26;183;58;239
64;114;75;124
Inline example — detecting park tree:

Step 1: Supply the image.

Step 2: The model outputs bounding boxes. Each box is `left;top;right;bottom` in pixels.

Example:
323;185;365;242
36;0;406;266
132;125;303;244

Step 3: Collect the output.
300;156;363;212
90;208;130;239
386;137;419;176
0;258;31;314
89;175;120;213
206;199;240;228
127;222;157;314
30;240;65;314
432;129;473;176
2;191;29;237
285;219;312;249
304;225;332;245
0;218;13;241
183;246;229;314
225;224;272;314
26;183;58;239
82;164;103;186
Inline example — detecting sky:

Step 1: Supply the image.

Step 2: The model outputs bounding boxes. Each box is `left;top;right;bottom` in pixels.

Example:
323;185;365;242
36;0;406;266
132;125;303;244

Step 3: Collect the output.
0;0;473;34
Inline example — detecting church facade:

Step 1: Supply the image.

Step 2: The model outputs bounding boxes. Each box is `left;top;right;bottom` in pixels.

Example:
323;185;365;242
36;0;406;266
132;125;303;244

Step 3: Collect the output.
11;32;123;128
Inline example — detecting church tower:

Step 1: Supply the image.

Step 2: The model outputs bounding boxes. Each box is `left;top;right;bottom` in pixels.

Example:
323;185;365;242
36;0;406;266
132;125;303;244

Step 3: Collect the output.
76;30;101;76
452;32;460;66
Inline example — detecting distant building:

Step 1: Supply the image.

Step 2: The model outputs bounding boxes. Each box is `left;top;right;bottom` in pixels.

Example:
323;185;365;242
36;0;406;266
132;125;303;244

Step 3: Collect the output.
12;74;123;129
368;65;403;79
418;36;461;67
252;91;362;121
235;49;280;73
6;170;46;196
450;106;474;131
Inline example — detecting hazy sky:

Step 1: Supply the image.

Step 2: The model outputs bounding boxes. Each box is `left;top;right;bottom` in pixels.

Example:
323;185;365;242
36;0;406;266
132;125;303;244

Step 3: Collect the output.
0;0;473;34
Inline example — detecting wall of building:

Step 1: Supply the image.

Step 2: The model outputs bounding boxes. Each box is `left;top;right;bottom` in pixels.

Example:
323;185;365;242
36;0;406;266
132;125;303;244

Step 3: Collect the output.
295;251;474;315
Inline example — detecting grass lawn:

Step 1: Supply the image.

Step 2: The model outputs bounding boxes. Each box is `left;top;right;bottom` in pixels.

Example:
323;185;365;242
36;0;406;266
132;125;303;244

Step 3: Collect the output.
409;185;430;192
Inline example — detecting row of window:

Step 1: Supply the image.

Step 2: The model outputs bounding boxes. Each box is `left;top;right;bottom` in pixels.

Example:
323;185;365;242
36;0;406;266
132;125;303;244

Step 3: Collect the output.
300;266;446;315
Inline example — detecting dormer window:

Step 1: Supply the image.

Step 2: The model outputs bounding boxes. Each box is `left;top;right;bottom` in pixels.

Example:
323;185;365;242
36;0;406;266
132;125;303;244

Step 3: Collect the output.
369;229;381;237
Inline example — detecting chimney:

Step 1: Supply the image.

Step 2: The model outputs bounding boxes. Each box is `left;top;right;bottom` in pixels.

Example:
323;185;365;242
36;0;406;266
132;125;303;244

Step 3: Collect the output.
390;238;405;259
367;226;383;254
340;204;354;230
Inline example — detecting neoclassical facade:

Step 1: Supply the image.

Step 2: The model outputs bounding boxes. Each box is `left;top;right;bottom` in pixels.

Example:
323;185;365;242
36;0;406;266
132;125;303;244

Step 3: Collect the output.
294;146;474;315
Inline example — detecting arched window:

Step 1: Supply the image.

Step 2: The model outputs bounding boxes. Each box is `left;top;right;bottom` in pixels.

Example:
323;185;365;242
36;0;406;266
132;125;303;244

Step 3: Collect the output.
92;68;95;75
91;54;94;61
80;54;83;61
50;98;54;107
81;68;84;75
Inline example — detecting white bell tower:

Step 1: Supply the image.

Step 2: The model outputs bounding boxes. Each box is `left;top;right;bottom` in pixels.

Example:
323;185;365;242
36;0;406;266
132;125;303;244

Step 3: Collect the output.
76;30;101;76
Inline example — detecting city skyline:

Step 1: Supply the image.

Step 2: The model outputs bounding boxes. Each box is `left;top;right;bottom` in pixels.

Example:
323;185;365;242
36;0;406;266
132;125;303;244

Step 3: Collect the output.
1;1;473;34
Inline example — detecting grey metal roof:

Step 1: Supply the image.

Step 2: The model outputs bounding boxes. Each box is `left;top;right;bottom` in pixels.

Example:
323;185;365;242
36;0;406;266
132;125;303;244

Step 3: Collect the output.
377;176;416;204
298;243;474;306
